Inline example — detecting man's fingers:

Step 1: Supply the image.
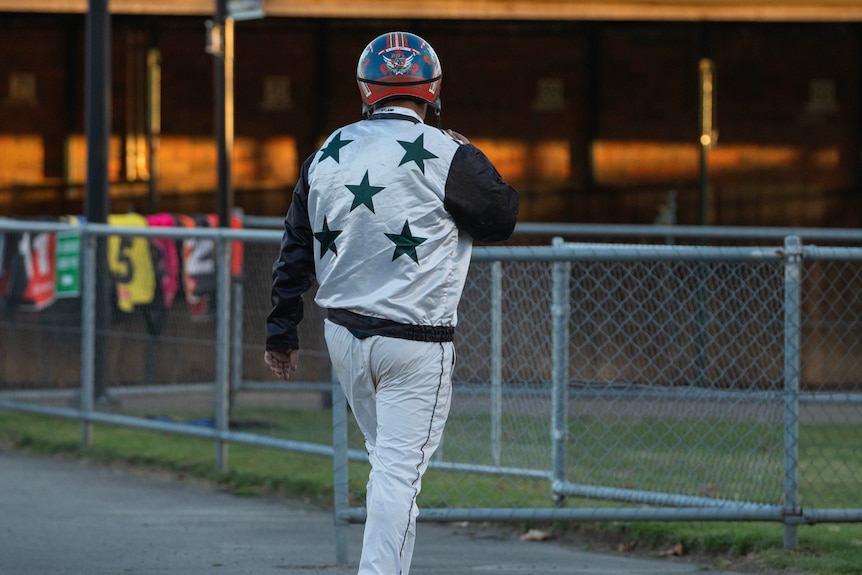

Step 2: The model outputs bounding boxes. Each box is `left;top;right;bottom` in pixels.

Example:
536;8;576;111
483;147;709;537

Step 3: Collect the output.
264;350;299;379
274;359;289;380
445;129;469;144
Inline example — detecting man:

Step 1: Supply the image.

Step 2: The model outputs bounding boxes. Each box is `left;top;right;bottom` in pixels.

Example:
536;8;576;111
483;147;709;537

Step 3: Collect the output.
265;31;519;575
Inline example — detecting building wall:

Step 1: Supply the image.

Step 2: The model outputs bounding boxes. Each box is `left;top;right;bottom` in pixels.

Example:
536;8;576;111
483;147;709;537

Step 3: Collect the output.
0;16;860;227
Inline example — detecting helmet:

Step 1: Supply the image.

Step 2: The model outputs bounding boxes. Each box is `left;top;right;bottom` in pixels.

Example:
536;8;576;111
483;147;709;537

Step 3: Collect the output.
356;31;442;118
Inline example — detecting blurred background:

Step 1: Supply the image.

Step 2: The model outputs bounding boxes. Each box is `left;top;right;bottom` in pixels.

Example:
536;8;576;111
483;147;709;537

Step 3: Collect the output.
2;0;862;227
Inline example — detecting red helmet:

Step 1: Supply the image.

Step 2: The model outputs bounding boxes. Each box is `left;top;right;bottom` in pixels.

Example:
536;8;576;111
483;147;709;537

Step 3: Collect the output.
356;32;442;117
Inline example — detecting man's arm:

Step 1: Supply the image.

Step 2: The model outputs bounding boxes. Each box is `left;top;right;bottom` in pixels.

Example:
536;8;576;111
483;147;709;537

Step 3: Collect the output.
265;156;316;362
443;141;520;242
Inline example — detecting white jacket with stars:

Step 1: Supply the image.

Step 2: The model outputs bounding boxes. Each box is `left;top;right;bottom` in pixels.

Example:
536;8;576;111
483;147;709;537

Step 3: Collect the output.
267;106;519;350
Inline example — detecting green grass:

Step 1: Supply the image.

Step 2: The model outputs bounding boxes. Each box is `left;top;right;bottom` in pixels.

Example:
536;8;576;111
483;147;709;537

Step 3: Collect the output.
1;408;343;505
2;408;862;574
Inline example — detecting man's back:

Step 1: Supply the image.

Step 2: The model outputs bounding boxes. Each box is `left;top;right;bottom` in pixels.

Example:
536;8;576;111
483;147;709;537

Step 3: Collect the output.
307;106;502;328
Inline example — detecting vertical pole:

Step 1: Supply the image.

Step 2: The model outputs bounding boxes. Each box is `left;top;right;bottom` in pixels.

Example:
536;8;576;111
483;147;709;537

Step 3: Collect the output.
228;210;243;419
695;36;716;389
230;263;243;414
85;0;110;222
582;23;600;199
79;232;97;448
698;25;715;227
783;235;802;549
84;0;111;404
146;25;161;214
551;237;570;504
214;0;234;230
490;261;503;466
214;234;231;470
332;372;350;564
694;56;715;386
211;0;234;470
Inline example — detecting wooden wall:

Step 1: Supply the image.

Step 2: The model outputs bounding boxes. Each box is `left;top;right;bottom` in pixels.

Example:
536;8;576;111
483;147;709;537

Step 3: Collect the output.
1;16;860;227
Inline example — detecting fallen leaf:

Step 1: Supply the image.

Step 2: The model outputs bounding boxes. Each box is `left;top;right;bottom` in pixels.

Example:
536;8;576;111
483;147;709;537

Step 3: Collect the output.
658;543;685;557
520;528;552;542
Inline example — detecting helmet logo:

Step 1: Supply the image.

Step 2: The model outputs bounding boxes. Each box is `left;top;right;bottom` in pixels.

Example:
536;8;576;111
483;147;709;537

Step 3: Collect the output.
383;51;415;76
356;32;442;115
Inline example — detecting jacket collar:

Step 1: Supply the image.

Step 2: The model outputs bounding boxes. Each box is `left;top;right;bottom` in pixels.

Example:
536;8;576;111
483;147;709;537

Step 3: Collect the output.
369;106;423;124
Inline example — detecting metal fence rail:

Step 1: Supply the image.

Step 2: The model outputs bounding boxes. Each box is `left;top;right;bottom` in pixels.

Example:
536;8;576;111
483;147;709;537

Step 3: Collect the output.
2;216;861;562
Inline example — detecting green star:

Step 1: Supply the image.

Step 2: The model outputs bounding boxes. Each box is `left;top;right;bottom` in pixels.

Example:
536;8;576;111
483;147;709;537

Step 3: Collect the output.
318;131;352;163
313;216;342;258
385;220;427;263
345;171;385;213
397;134;438;173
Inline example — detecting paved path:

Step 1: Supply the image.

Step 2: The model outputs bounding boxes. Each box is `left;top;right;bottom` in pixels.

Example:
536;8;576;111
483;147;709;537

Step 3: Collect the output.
0;450;752;575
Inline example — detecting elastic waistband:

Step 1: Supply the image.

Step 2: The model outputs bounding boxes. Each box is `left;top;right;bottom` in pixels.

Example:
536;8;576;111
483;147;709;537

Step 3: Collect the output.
327;308;455;343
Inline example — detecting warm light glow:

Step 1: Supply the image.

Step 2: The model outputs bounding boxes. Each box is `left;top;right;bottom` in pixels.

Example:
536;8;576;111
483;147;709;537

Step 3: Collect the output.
61;134;298;195
593;140;698;186
0;135;44;184
593;140;841;187
233;136;298;185
0;131;844;216
534;140;571;180
470;138;570;182
471;139;528;181
65;134;123;183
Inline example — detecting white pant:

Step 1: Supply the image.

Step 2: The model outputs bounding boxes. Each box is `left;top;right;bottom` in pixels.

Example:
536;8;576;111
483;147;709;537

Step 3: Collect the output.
325;320;454;575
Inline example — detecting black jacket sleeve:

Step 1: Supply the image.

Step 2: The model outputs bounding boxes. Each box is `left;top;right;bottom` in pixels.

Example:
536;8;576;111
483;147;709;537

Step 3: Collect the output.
443;143;520;242
266;156;316;351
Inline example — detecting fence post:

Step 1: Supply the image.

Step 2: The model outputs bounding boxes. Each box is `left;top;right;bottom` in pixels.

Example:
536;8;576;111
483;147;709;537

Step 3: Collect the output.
214;233;232;471
491;261;503;466
230;276;243;412
79;230;97;448
551;237;571;503
783;235;802;549
230;209;244;405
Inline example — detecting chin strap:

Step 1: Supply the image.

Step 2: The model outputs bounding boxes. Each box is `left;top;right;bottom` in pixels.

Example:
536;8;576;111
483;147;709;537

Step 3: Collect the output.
433;99;443;128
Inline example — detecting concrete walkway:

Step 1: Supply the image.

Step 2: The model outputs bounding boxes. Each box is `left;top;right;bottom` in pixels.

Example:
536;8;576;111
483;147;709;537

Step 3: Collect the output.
0;450;753;575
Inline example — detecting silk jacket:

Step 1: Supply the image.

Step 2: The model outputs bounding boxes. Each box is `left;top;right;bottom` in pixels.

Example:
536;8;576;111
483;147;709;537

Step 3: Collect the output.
266;107;519;350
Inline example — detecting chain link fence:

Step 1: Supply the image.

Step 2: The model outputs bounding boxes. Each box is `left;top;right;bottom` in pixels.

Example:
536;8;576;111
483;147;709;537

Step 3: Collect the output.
2;216;861;559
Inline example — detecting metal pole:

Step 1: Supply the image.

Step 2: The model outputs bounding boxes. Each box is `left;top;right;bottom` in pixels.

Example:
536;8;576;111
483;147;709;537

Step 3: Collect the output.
490;261;503;466
698;26;715;227
79;232;97;448
214;0;234;229
146;35;161;214
230;271;243;411
695;55;716;388
783;235;803;549
210;0;235;470
550;237;570;504
85;0;110;224
214;235;231;470
698;129;710;227
84;0;112;404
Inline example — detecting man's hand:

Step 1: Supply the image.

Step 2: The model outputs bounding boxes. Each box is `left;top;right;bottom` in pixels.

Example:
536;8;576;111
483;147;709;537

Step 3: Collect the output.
445;129;470;144
264;350;299;380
